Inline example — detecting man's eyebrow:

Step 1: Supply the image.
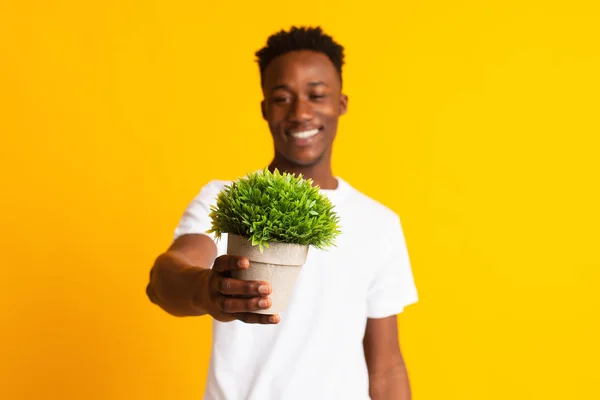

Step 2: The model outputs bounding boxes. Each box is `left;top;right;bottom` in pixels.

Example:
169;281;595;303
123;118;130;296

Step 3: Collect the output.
270;81;328;92
271;84;290;92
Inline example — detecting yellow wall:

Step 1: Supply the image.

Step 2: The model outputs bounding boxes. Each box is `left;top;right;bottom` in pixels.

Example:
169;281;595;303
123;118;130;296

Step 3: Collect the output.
1;1;598;399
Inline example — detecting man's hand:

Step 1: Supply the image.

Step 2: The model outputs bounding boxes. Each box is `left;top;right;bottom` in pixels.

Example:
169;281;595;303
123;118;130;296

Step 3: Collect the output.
200;255;280;325
148;234;279;324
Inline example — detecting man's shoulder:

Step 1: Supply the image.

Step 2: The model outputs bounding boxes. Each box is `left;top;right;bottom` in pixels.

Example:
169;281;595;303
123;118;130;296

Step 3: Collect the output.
340;179;401;229
196;178;231;195
181;179;230;209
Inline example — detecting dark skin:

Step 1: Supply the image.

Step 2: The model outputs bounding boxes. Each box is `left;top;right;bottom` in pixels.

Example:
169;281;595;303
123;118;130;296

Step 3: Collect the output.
260;50;347;190
146;49;411;399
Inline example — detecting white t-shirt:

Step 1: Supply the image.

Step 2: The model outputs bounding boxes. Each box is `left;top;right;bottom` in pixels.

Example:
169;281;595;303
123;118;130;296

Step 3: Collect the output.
173;176;419;400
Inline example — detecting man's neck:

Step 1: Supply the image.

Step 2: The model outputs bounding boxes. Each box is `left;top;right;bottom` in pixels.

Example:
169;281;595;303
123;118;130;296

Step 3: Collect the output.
268;156;338;190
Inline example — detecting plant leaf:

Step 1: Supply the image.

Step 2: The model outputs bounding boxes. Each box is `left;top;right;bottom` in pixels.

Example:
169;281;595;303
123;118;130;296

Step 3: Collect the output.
207;169;341;248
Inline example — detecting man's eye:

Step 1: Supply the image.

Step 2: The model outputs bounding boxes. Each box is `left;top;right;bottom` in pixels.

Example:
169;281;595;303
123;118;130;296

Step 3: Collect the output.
310;94;326;100
272;97;289;103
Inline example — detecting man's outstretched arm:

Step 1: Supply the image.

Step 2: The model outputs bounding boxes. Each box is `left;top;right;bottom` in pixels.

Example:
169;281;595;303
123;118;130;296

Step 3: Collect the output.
363;316;412;400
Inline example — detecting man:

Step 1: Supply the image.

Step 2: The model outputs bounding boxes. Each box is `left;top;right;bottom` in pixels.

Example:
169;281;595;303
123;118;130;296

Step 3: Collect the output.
146;26;418;400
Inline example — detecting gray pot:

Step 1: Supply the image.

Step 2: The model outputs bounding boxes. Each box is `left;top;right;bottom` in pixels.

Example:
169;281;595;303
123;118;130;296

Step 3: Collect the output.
227;233;309;315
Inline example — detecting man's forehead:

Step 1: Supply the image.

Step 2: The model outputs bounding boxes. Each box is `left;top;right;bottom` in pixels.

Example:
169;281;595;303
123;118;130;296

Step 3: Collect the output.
263;51;339;89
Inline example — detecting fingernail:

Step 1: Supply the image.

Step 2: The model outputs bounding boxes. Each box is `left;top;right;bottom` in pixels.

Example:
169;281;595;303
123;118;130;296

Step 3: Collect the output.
258;299;269;308
258;285;270;294
237;259;248;268
269;315;278;323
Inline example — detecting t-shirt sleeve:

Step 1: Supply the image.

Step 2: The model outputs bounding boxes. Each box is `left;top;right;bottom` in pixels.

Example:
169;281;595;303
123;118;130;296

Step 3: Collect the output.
366;214;419;318
173;180;227;242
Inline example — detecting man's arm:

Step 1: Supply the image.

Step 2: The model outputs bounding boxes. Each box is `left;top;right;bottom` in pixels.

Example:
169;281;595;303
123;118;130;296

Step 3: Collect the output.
363;316;412;400
146;233;278;323
146;233;218;317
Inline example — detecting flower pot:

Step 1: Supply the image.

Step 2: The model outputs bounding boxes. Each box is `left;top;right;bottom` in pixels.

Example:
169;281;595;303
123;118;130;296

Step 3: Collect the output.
227;233;309;315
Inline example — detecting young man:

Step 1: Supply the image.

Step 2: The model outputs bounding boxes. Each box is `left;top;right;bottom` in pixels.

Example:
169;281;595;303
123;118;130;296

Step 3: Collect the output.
147;26;418;400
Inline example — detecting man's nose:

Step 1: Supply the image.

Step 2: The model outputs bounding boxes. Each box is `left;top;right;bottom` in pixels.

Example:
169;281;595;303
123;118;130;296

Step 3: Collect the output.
289;98;313;122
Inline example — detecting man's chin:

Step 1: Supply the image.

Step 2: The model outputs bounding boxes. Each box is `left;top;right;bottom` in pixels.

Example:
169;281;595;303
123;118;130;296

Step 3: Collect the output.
284;152;324;168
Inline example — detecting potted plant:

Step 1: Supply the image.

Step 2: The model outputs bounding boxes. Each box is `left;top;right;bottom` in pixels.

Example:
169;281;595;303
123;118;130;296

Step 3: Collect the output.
207;168;341;314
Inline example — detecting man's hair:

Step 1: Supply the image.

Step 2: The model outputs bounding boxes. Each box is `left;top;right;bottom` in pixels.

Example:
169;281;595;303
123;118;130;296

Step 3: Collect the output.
255;26;345;87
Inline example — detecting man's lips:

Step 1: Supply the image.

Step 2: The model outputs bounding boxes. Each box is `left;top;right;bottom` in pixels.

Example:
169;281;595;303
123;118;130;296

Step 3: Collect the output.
288;128;319;139
285;127;323;147
286;126;323;138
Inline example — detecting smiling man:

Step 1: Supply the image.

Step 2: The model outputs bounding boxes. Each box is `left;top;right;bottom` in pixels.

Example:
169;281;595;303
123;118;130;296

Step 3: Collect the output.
147;26;418;400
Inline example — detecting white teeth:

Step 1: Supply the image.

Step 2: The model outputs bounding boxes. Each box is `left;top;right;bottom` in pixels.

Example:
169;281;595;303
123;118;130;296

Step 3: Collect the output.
290;129;319;139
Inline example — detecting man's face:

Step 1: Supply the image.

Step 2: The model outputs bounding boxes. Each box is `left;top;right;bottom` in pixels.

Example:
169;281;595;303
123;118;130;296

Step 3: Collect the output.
261;50;348;167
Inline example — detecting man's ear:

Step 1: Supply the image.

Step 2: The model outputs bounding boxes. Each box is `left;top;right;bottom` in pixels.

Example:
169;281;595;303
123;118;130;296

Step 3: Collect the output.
261;100;267;120
340;94;349;115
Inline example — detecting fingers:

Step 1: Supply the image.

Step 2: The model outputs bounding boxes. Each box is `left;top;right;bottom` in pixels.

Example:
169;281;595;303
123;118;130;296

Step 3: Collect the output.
217;277;272;297
209;256;280;325
235;313;280;325
216;294;273;314
213;255;249;273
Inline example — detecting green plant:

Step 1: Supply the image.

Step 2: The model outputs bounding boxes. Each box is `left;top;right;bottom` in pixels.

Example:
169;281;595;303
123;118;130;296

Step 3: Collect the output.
208;168;341;251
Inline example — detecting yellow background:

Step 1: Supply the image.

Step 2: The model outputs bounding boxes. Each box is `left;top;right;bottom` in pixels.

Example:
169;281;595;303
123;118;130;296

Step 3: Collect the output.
1;1;599;399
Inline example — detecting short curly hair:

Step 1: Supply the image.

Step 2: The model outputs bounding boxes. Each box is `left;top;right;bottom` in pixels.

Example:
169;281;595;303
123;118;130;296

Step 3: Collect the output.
255;26;345;87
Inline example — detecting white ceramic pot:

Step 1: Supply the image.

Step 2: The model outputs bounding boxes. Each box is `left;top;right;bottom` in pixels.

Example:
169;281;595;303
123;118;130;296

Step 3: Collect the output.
227;233;309;315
